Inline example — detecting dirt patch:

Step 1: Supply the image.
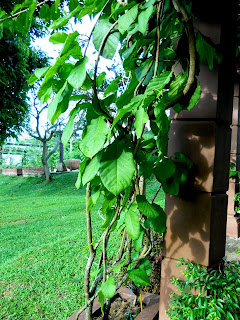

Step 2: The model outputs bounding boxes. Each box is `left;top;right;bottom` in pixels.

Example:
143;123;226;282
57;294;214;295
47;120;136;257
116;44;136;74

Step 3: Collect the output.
94;298;141;320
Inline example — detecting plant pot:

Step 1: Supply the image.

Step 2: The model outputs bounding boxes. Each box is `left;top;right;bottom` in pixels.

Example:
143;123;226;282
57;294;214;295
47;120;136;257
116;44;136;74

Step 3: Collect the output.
22;167;45;177
67;287;159;320
64;159;80;171
2;168;18;176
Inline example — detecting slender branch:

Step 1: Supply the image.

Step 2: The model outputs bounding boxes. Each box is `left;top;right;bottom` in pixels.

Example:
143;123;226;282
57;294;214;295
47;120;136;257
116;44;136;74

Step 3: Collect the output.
46;138;59;160
0;0;48;23
154;0;164;77
165;0;196;110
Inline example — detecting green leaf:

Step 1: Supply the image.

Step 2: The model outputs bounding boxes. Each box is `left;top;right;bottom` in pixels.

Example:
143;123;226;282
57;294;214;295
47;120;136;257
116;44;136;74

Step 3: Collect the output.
61;113;76;146
196;32;222;71
82;153;102;186
80;116;109;158
138;5;153;34
118;5;139;34
133;230;144;252
99;142;135;196
67;57;88;89
168;72;187;101
136;195;162;218
28;66;49;85
154;158;176;182
145;71;172;97
112;95;143;128
48;81;68;123
49;32;68;44
139;258;152;276
134;105;149;138
101;277;116;299
93;20;120;59
187;80;201;110
127;269;151;287
50;5;81;29
60;31;79;57
75;159;87;189
144;212;166;234
98;291;104;314
125;203;141;240
104;77;120;97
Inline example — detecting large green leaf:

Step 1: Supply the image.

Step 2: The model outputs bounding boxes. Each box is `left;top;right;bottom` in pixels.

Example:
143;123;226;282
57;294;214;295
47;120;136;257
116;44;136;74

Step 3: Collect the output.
99;142;135;196
134;105;149;138
145;71;172;97
50;5;81;29
127;269;151;287
118;5;138;34
80;116;109;158
93;20;120;59
138;5;153;34
136;195;161;218
101;277;116;299
154;157;176;182
125;203;141;240
49;32;68;44
82;154;101;186
144;212;167;234
67;57;88;89
196;32;221;71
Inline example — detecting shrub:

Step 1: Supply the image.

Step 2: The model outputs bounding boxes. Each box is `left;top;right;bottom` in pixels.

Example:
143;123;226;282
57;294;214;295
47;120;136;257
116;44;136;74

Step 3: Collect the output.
167;257;240;320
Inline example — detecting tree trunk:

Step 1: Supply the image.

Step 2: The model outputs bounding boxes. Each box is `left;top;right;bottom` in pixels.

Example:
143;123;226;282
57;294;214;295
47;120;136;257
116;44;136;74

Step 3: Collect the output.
42;141;52;182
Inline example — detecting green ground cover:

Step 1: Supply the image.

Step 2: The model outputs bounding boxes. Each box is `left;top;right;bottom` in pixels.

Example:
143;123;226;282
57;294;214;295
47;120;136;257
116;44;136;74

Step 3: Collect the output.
0;173;164;320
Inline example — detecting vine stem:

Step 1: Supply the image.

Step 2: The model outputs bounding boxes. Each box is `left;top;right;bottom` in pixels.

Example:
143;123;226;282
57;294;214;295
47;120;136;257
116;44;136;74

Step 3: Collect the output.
83;0;111;57
151;184;162;204
84;183;96;320
102;196;121;282
154;0;165;77
165;0;196;110
0;0;48;23
93;21;118;121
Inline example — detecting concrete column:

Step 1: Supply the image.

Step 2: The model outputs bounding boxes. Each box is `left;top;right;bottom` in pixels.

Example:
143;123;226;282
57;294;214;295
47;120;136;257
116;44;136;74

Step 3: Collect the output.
227;82;240;237
159;2;237;318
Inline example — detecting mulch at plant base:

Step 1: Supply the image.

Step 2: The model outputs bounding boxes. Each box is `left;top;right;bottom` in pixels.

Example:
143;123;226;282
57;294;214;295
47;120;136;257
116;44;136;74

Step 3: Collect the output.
94;298;141;320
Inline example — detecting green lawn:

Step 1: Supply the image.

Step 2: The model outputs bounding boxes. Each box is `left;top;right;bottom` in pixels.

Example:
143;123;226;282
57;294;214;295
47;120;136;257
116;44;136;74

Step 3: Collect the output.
0;173;164;320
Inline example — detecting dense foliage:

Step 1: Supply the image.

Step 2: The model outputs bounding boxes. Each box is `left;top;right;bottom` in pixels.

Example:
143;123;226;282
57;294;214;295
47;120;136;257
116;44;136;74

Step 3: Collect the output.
0;0;222;318
167;257;240;320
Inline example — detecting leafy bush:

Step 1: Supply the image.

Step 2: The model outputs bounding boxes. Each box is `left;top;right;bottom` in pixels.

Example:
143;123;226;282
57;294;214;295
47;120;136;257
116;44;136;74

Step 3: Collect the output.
167;257;240;320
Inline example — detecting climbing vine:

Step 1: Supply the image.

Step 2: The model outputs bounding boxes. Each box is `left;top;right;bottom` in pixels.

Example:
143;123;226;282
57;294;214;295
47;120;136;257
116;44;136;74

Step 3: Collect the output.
0;0;222;319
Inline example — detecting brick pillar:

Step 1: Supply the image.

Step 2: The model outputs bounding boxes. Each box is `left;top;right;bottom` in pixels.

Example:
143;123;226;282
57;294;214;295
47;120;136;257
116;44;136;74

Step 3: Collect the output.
159;2;236;318
226;82;240;238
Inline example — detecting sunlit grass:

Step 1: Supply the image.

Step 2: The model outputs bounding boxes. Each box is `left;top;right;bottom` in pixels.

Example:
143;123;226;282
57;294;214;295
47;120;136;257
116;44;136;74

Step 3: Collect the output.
0;173;164;319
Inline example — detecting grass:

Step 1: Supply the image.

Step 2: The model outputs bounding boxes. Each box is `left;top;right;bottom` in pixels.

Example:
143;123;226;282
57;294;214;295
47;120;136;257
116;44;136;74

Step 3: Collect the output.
0;173;164;320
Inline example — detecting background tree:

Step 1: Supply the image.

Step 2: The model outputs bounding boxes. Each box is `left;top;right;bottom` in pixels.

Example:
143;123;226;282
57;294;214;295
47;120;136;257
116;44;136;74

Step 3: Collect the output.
27;97;61;182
